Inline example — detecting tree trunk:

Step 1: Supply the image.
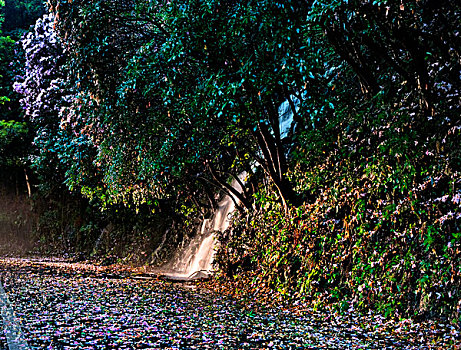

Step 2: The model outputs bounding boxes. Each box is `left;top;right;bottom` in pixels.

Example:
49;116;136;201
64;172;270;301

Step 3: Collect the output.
253;123;297;214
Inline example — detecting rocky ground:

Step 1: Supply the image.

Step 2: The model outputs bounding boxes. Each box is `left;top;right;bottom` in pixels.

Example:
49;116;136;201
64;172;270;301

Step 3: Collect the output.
0;258;458;349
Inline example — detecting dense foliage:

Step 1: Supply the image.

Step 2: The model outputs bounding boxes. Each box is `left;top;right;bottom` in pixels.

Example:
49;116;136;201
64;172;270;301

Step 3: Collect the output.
7;0;461;321
0;0;45;185
216;0;461;319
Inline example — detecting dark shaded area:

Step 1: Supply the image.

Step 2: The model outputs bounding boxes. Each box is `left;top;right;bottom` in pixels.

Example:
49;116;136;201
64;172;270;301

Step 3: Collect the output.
2;0;45;33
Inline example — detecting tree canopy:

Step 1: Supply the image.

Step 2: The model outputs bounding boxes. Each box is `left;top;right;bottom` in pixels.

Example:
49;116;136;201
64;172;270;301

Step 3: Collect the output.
8;0;461;319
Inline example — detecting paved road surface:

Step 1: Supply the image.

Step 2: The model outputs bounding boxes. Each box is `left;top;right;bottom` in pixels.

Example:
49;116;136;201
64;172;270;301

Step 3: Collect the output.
0;258;457;349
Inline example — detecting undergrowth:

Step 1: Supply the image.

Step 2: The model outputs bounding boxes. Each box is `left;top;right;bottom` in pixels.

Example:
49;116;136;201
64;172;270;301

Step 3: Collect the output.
215;111;461;323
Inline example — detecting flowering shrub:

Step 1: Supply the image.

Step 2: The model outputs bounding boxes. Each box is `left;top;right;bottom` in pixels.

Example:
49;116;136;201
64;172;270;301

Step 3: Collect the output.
14;14;65;123
13;13;70;176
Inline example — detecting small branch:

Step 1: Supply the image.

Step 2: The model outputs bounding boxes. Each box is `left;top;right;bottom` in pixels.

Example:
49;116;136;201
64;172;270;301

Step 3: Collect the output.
206;164;250;210
24;169;31;198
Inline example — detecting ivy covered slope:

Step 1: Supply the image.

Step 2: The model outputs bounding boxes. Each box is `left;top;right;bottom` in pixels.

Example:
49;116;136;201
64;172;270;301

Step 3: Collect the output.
15;0;460;320
217;1;460;320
